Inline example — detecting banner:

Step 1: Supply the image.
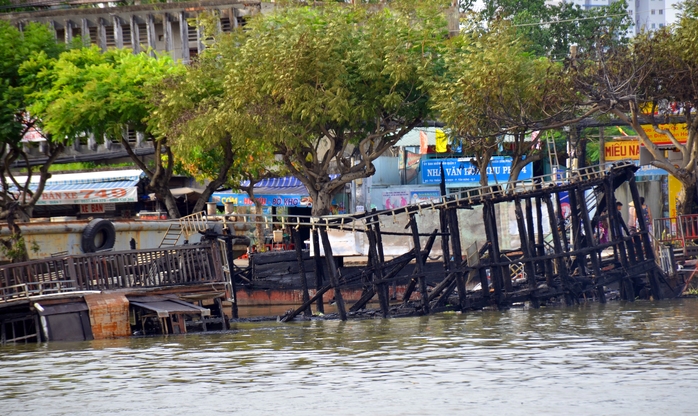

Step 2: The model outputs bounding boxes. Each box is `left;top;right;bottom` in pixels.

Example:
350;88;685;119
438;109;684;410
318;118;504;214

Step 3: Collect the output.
420;156;532;186
212;193;313;208
36;187;138;206
640;123;688;146
381;189;441;210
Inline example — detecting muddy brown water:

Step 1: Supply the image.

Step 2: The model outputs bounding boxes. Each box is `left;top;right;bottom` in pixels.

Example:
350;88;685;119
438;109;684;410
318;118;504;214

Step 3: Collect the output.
2;299;698;415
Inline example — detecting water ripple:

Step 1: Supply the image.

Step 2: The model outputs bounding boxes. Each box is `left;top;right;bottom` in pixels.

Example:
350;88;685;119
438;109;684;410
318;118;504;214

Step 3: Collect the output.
1;300;698;415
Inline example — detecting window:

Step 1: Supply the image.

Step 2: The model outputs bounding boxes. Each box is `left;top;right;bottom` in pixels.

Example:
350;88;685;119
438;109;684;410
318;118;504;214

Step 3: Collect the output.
659;9;663;15
659;23;664;27
652;23;656;28
651;9;655;15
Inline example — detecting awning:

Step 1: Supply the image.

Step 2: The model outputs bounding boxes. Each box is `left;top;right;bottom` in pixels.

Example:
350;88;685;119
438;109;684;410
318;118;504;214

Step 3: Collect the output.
11;169;142;205
211;175;338;207
148;187;202;202
240;176;309;195
128;295;210;318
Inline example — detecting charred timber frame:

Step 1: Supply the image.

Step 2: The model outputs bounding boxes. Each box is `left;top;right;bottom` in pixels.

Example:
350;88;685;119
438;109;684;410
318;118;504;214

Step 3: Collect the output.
279;163;678;321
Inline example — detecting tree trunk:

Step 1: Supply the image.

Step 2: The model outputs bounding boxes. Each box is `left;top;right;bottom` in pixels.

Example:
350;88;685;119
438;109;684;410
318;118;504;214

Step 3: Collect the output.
151;186;181;219
191;139;235;214
677;174;698;216
311;190;334;217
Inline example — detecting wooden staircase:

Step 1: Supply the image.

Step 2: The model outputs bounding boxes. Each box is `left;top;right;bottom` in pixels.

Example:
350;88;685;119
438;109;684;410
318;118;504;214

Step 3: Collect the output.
159;223;182;247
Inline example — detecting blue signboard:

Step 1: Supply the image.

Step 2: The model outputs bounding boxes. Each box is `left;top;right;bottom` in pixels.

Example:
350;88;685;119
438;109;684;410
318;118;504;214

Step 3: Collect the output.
420;156;532;186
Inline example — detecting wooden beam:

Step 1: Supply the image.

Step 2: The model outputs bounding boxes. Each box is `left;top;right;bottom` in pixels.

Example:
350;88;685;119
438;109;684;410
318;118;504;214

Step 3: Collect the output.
409;213;430;314
319;228;347;320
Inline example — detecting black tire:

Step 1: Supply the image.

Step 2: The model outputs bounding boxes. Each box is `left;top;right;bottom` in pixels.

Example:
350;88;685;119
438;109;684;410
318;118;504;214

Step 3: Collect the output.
82;219;116;253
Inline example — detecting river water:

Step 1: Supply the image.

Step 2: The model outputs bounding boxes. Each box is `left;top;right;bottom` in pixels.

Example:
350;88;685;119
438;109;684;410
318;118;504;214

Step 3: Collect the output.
2;299;698;415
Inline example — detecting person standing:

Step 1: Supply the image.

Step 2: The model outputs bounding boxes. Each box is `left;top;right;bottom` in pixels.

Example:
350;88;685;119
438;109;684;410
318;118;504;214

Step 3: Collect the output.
640;197;653;236
628;197;652;235
628;201;637;234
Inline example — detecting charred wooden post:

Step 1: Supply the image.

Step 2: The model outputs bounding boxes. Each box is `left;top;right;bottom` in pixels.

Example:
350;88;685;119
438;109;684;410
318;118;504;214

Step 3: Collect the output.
568;189;587;277
525;198;541;277
409;213;430;314
535;196;553;288
483;200;506;308
319;228;347;320
604;181;629;269
371;210;391;302
627;174;663;300
440;207;451;273
555;192;570;252
349;252;416;312
291;227;312;316
514;197;539;308
311;227;325;314
628;175;655;261
281;283;333;322
401;230;439;304
366;223;389;317
447;207;469;310
575;187;604;300
543;193;575;306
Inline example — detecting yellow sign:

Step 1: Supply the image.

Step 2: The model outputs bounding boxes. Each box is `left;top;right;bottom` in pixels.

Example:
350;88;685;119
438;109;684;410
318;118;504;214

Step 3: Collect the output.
435;129;448;153
605;141;639;161
640;123;688;146
669;175;682;218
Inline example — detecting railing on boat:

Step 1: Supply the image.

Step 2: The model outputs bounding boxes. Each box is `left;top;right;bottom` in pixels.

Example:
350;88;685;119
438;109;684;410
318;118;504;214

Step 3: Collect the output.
654;214;698;258
0;243;225;303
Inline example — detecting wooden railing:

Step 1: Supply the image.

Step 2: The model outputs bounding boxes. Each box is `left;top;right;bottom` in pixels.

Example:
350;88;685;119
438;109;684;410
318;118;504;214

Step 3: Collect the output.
0;243;225;303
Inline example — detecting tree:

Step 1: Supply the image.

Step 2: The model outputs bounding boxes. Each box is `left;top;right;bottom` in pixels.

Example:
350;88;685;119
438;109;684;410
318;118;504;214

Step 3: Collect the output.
0;21;66;261
25;46;186;218
432;21;589;186
211;2;447;216
479;0;631;59
573;0;698;214
153;30;283;246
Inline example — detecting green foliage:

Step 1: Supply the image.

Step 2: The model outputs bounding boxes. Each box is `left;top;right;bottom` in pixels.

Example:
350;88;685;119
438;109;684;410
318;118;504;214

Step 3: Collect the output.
0;233;39;263
24;47;185;143
0;21;63;147
432;21;577;153
164;1;447;215
479;0;631;59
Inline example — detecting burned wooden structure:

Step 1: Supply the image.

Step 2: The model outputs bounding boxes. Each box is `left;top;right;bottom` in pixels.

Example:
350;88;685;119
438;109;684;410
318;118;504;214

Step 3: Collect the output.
281;162;684;321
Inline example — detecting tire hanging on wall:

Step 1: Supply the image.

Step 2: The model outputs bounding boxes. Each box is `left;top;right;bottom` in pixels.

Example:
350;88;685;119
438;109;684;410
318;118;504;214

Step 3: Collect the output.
81;219;116;253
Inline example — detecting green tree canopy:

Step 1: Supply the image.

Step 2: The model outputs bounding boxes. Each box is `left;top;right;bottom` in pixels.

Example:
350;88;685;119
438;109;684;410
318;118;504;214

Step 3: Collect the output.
573;0;698;214
201;2;448;216
25;46;186;217
0;21;66;260
432;21;586;185
479;0;631;59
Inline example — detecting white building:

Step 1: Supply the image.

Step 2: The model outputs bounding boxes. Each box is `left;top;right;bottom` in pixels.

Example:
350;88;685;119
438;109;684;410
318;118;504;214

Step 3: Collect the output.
562;0;684;35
